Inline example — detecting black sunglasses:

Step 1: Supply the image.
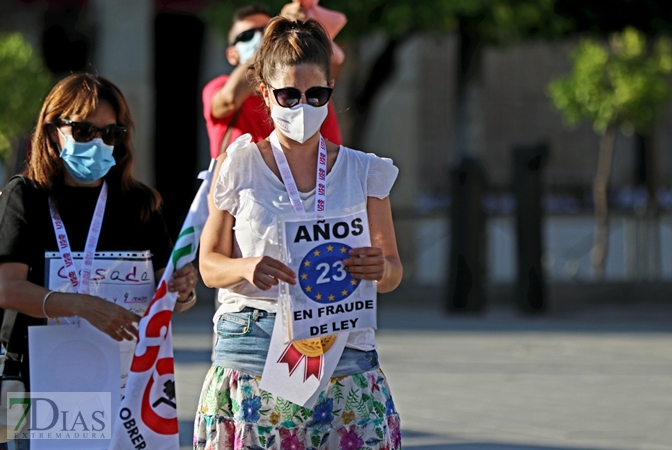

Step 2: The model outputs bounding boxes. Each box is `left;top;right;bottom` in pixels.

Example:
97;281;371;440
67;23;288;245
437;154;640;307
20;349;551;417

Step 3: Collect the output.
55;119;127;146
268;85;333;108
232;26;265;45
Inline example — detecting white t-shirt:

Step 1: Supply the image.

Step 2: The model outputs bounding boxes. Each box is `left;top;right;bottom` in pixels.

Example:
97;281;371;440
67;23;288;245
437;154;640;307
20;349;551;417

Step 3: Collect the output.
213;134;399;350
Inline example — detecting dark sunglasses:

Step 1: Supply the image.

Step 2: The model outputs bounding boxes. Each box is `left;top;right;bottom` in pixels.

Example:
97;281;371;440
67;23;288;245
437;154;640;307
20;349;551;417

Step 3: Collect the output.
268;85;333;108
232;26;265;45
54;119;127;146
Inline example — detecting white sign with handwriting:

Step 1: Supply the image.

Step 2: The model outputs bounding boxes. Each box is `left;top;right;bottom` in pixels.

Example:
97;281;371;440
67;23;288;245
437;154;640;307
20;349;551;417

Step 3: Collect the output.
44;251;156;394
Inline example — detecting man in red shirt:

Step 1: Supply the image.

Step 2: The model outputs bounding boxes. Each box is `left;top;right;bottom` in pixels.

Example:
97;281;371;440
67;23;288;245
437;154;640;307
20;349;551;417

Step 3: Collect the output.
203;4;341;159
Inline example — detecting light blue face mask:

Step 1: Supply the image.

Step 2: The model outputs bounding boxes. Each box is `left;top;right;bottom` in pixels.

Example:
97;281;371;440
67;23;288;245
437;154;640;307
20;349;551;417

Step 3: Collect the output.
235;30;263;64
58;130;116;184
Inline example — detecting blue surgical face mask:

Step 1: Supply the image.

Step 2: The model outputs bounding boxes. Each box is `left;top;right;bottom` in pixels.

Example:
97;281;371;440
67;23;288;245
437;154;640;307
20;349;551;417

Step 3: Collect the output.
58;129;116;184
235;30;263;65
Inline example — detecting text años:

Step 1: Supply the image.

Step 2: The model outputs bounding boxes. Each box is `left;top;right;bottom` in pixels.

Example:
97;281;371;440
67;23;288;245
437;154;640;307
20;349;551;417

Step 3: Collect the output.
294;218;364;243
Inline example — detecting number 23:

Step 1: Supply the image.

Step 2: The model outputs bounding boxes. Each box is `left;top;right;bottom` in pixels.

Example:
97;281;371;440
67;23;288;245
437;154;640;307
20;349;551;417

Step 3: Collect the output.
316;261;347;284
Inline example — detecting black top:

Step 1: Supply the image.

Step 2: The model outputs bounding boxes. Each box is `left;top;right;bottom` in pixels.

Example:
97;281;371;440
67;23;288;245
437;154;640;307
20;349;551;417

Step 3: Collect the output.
0;176;172;382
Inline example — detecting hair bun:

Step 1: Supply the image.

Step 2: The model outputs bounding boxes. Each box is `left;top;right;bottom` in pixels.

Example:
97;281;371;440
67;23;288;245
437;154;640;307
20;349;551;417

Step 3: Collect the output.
251;16;333;89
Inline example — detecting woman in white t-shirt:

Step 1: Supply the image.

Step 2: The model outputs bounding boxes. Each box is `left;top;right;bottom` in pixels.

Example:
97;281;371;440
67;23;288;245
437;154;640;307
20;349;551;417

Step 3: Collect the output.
195;17;403;450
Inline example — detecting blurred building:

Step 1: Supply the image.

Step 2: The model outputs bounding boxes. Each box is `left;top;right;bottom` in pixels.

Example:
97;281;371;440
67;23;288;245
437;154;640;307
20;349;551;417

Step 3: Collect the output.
356;35;672;287
0;0;205;239
3;0;672;289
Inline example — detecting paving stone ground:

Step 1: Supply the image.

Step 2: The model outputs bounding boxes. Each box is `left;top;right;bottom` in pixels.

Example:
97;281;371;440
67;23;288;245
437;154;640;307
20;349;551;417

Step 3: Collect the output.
173;284;672;450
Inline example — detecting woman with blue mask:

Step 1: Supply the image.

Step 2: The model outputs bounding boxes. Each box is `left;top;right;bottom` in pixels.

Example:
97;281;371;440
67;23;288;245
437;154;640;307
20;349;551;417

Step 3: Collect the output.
54;119;118;183
0;74;198;449
195;18;403;450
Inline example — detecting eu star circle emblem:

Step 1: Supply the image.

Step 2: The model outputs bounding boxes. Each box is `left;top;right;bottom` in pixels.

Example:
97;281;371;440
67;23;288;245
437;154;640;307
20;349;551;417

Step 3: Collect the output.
298;242;361;304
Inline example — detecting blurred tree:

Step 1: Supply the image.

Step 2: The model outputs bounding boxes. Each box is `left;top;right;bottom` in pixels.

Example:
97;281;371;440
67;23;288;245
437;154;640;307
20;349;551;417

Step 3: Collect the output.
0;33;52;165
329;0;572;152
555;0;672;199
549;27;672;279
554;0;672;37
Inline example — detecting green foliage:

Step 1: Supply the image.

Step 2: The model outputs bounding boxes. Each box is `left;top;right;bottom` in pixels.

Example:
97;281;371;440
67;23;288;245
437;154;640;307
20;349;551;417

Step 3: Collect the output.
214;366;226;384
0;33;52;161
274;397;293;418
373;400;385;418
257;425;273;435
201;0;571;41
216;388;232;414
549;27;672;135
351;373;368;389
345;388;368;417
203;385;217;412
294;404;311;420
553;0;672;37
332;379;344;402
362;392;375;416
260;389;274;404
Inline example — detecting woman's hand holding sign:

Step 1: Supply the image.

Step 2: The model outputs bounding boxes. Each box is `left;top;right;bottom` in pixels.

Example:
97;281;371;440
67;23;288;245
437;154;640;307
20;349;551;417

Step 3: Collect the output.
343;247;385;281
76;295;141;341
249;256;297;291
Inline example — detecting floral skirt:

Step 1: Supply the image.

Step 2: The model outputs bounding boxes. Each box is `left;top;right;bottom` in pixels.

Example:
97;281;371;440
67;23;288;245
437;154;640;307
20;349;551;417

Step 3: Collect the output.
193;366;402;450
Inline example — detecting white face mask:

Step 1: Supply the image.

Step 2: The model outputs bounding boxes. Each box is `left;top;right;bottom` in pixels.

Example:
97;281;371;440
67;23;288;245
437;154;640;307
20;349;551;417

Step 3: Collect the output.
270;103;328;144
235;31;262;64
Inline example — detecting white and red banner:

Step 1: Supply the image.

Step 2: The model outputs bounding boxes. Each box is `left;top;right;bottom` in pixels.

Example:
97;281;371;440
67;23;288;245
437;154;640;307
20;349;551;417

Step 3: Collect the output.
109;161;214;450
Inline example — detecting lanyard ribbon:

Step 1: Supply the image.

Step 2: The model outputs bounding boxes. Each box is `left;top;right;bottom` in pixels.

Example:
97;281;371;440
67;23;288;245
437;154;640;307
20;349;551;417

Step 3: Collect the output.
48;181;108;295
269;130;327;218
269;131;331;380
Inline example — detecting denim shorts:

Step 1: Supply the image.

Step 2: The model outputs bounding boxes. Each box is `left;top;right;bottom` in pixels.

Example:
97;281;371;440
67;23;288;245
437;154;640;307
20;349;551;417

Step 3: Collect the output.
212;307;379;377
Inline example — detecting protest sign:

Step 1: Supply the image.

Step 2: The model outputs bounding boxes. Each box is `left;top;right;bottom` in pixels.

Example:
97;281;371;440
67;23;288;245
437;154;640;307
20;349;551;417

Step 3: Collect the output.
278;206;377;341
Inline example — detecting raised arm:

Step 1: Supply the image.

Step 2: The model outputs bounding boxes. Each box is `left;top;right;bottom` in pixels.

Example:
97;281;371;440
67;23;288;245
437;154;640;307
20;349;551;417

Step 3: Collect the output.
210;61;255;119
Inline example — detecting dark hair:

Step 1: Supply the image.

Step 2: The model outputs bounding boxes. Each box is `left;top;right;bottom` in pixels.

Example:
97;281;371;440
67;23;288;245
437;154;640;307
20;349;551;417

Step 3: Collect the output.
252;17;333;88
26;73;161;222
229;3;272;44
232;3;272;23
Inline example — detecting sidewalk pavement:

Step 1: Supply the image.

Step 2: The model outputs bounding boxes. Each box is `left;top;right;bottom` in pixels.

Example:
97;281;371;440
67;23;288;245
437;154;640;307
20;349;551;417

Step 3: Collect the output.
173;283;672;450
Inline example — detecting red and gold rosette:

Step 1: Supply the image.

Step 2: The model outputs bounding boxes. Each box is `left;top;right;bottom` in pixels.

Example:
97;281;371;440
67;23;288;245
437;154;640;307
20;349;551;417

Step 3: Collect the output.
277;335;336;381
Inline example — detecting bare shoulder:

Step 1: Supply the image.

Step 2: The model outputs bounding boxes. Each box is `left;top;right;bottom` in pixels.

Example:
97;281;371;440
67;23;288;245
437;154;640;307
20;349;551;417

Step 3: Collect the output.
325;140;341;170
256;139;274;162
255;139;278;173
326;140;340;154
256;138;271;154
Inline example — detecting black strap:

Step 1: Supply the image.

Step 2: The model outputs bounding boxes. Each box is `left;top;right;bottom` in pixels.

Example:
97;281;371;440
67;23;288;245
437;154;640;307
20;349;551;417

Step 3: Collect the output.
0;175;45;367
0;176;27;352
2;357;22;377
